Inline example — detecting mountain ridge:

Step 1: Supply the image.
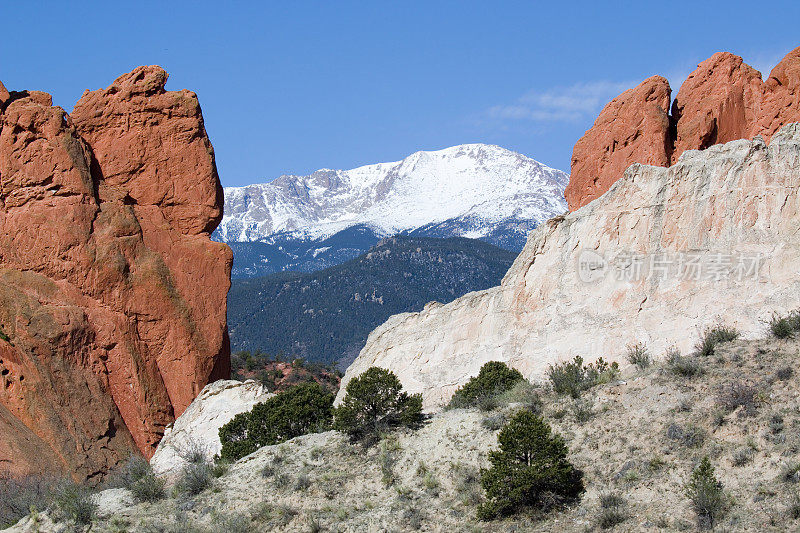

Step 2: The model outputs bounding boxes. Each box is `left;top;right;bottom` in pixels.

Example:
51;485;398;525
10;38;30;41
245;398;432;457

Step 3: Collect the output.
214;143;568;244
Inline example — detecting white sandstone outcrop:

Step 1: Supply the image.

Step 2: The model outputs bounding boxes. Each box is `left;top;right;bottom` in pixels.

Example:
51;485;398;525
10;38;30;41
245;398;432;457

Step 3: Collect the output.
150;380;272;477
338;124;800;409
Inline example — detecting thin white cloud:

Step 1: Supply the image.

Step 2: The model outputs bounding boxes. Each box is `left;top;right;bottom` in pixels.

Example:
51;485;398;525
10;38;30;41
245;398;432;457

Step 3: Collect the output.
483;80;635;125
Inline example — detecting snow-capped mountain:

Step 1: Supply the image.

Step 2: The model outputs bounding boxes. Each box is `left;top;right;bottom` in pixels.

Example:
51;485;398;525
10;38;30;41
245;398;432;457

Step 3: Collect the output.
215;144;568;278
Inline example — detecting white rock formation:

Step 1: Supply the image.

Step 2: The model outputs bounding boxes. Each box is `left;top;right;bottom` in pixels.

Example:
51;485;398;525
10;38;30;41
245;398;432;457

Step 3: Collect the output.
338;124;800;409
150;380;271;477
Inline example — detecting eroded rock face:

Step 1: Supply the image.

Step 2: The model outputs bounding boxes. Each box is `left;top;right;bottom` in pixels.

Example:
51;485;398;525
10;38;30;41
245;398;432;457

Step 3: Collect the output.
0;67;232;480
339;124;800;409
567;46;800;210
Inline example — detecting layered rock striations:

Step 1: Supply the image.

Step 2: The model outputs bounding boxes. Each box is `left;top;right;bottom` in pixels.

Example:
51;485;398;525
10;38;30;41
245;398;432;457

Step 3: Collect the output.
0;67;232;480
339;124;800;409
566;46;800;210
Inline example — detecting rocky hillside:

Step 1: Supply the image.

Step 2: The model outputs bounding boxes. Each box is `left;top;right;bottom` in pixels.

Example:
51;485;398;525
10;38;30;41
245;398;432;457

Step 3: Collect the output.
7;333;800;532
566;45;800;210
339;124;800;409
227;236;517;365
0;67;231;479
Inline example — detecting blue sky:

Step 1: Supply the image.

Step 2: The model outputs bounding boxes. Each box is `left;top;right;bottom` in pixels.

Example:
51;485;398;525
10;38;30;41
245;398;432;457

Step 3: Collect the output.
3;1;799;187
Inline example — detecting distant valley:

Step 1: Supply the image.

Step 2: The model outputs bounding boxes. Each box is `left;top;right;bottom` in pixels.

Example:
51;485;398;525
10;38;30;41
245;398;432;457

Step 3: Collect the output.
226;236;517;366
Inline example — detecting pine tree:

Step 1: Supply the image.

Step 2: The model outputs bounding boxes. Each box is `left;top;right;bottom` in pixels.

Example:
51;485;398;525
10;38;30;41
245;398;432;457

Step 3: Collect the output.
685;456;726;529
478;411;584;520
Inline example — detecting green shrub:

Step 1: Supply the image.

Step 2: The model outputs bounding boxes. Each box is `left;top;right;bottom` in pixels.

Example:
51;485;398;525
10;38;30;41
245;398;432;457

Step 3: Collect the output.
497;380;542;413
212;512;251;533
211;457;231;478
597;493;628;529
547;356;619;398
477;411;584;520
626;342;651;370
447;361;525;410
118;455;165;503
51;482;97;525
694;325;740;357
219;382;334;461
131;472;166;503
686;456;728;529
665;348;703;378
572;398;594;424
770;314;795;339
333;367;423;444
685;457;727;530
177;460;212;496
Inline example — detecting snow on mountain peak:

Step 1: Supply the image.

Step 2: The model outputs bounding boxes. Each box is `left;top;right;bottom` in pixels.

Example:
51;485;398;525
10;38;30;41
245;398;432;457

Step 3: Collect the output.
214;144;568;243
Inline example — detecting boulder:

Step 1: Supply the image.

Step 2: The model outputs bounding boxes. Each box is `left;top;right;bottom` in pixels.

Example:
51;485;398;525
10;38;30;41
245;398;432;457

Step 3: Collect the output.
0;67;232;480
150;380;272;479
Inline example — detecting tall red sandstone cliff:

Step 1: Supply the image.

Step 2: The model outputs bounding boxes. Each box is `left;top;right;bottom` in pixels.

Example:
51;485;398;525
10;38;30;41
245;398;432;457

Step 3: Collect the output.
566;46;800;210
0;66;232;480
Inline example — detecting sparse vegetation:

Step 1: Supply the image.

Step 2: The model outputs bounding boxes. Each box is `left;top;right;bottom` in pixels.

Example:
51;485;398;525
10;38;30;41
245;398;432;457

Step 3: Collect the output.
731;447;755;467
597;493;628;529
0;325;12;344
694;324;740;357
177;455;213;496
219;382;334;460
481;412;507;431
776;365;794;381
447;361;525;410
685;457;727;530
333;367;423;444
118;455;165;503
51;481;97;525
0;474;55;528
716;381;759;415
768;310;800;339
664;347;703;377
626;342;651;370
666;423;706;448
547;356;619;398
477;411;584;520
572;398;594;423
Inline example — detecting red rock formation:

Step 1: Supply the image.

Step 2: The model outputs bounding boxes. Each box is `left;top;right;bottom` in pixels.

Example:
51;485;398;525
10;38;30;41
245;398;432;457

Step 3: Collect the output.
0;66;232;480
671;52;763;160
0;80;9;106
565;76;672;210
566;46;800;211
756;46;800;139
